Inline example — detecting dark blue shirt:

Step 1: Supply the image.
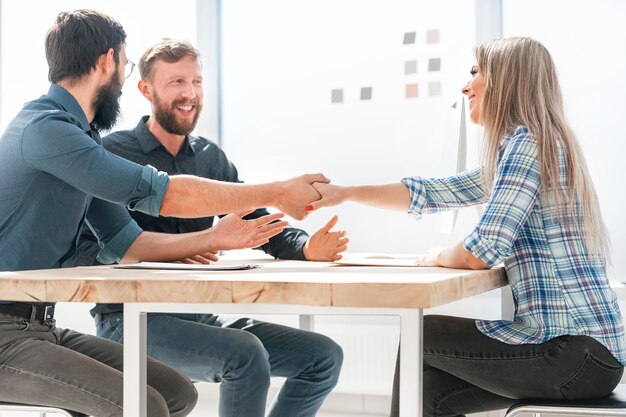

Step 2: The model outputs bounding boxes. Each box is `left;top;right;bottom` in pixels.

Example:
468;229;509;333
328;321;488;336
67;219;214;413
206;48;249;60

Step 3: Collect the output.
66;116;309;315
0;85;169;274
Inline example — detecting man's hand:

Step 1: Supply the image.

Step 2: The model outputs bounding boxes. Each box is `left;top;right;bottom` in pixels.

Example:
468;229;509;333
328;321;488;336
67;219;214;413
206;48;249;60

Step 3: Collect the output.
175;251;220;264
209;210;288;251
275;173;330;220
303;215;349;261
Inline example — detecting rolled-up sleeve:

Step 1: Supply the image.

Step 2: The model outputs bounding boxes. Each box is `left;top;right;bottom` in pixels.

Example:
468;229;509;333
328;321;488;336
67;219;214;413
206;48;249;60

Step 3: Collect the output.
463;129;541;266
97;220;142;264
402;167;487;219
127;166;169;216
85;197;143;264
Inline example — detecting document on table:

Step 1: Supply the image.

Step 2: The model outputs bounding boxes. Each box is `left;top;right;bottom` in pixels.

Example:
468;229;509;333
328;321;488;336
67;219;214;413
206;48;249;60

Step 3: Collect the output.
334;253;426;267
114;262;261;271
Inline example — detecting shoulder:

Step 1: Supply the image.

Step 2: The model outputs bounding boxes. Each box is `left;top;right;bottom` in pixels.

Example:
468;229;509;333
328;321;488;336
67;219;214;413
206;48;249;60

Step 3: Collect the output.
102;129;140;152
24;99;84;136
189;135;222;153
500;126;538;157
189;135;232;161
22;106;91;153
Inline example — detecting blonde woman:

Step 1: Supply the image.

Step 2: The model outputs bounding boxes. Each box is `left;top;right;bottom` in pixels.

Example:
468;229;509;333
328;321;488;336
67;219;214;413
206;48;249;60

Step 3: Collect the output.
308;37;625;416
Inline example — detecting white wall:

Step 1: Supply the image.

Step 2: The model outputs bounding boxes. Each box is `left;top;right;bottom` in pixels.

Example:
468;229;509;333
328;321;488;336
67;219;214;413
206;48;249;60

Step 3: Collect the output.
502;0;626;280
0;0;198;134
221;0;479;259
219;0;626;280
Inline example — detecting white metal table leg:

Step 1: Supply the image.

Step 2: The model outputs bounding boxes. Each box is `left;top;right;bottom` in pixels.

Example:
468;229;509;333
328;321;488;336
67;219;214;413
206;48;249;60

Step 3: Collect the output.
399;308;424;417
123;304;147;417
299;314;315;331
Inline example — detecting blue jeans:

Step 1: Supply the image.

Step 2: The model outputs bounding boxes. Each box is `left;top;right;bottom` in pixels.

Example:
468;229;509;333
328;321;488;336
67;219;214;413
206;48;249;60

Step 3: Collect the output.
0;313;197;417
97;312;343;417
390;315;624;417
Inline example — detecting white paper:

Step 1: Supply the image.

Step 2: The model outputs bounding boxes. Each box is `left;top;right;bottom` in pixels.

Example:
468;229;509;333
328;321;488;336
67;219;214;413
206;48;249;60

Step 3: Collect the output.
114;262;261;271
334;254;424;267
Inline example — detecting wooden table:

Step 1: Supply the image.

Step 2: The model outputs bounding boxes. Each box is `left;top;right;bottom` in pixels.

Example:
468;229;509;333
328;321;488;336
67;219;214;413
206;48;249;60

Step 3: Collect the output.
0;259;508;417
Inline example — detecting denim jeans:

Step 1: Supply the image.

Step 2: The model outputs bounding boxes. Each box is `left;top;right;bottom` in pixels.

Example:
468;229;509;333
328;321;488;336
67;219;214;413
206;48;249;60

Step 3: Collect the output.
0;312;197;417
97;312;343;417
389;315;624;417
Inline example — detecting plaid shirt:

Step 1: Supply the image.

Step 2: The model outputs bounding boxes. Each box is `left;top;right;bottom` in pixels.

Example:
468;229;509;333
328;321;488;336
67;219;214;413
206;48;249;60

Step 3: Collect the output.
403;126;626;365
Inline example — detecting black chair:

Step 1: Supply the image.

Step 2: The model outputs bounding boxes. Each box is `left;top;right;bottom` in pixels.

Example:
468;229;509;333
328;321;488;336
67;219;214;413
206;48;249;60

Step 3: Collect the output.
505;384;626;416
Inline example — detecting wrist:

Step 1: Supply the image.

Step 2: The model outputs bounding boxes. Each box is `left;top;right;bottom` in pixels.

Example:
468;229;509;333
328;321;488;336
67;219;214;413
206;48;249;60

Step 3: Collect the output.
203;228;220;253
302;239;312;260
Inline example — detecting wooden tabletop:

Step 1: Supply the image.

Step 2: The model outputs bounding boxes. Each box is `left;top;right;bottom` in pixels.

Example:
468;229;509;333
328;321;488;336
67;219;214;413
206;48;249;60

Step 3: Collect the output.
0;259;508;308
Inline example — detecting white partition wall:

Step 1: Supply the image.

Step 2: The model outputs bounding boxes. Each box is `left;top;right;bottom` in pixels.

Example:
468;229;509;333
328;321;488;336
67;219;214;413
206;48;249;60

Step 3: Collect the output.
502;0;626;281
0;0;199;133
220;0;480;256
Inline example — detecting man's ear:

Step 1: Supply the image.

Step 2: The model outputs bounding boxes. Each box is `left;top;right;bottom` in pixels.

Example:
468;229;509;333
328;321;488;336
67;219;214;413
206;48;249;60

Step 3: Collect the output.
97;48;117;76
138;79;153;101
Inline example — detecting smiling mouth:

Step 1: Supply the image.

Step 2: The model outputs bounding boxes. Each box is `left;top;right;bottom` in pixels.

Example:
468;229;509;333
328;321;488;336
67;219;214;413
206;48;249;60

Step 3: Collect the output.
175;103;195;113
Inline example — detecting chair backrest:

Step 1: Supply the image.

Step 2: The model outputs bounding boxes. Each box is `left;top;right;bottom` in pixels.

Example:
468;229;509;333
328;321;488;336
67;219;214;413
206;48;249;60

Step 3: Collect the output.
505;384;626;417
0;402;75;417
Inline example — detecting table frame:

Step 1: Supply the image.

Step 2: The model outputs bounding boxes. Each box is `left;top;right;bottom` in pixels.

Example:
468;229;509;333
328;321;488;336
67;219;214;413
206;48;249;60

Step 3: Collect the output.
124;303;424;417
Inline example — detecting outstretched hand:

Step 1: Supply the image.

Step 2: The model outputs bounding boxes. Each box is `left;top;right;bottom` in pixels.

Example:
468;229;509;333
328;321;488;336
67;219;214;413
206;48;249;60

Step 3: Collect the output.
210;210;288;251
306;182;346;211
276;173;330;220
303;215;349;261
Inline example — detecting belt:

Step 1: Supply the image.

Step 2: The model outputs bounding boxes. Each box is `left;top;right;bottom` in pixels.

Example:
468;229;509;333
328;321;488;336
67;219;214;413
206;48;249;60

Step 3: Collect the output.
0;303;55;321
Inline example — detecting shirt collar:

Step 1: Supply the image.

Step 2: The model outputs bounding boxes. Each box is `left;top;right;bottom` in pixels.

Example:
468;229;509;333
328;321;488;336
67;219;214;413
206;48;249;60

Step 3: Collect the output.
134;115;196;155
47;83;91;133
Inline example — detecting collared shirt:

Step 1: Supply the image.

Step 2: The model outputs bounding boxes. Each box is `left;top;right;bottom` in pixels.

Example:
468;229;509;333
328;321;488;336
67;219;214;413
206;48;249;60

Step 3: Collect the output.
64;116;309;316
402;126;626;365
0;84;169;274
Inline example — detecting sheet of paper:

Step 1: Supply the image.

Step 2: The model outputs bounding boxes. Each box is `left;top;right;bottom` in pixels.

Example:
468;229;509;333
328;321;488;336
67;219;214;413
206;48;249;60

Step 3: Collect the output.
334;254;425;267
114;262;261;271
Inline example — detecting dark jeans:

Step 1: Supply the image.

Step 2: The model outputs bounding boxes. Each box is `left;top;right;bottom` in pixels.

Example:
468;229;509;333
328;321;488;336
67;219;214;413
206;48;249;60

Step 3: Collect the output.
97;312;343;417
390;315;624;417
0;312;197;417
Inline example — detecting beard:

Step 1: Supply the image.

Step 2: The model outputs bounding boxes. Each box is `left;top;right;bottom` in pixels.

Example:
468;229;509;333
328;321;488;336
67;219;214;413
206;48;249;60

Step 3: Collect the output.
153;93;202;136
91;69;123;132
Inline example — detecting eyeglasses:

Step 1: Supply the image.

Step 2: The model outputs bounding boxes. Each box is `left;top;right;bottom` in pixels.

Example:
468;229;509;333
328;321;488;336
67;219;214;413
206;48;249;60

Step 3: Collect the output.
124;60;135;79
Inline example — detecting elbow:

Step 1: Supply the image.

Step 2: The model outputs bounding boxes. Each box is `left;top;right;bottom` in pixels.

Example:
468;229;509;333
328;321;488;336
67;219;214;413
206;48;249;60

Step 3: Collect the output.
465;252;491;270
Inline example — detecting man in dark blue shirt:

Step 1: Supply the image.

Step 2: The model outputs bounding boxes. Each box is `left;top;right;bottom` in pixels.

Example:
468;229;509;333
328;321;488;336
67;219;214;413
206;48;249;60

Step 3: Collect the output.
70;39;348;417
0;10;328;417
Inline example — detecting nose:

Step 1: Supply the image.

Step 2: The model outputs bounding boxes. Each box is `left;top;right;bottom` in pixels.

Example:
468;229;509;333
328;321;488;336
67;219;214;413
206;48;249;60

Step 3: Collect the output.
461;83;470;95
181;82;197;99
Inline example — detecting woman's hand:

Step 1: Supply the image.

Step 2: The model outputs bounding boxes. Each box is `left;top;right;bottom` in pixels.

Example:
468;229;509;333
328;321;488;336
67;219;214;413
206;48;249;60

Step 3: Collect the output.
308;183;347;210
303;215;349;261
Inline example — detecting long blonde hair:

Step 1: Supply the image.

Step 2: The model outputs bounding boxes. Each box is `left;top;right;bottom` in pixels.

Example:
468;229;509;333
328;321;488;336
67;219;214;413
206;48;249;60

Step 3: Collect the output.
476;37;609;258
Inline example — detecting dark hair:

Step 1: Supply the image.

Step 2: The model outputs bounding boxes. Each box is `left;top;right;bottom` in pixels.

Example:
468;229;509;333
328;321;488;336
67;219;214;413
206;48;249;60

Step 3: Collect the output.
139;38;201;81
45;9;126;83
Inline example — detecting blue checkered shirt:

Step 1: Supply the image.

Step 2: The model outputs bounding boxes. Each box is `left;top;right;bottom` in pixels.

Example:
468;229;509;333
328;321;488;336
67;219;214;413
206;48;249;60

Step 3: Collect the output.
402;126;626;365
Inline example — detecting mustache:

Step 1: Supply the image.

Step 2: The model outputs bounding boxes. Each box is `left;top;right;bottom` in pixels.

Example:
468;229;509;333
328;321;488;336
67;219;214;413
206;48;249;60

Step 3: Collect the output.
172;98;198;107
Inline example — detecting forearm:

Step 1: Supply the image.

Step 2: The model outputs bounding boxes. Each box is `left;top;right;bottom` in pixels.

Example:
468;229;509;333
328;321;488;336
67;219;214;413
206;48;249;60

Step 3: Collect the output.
160;175;279;218
343;183;411;211
436;241;490;270
120;230;215;263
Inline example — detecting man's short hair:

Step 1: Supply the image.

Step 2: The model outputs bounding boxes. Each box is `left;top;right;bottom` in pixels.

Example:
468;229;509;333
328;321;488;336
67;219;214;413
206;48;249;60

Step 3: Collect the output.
139;39;201;81
45;9;126;84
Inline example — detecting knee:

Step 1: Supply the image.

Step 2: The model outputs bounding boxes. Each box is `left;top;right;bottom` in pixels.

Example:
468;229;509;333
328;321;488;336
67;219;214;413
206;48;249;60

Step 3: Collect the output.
308;334;344;386
147;372;198;417
224;332;271;384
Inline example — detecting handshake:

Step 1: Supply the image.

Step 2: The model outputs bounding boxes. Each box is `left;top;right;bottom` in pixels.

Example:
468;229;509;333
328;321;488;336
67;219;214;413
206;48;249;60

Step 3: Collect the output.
275;173;344;220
